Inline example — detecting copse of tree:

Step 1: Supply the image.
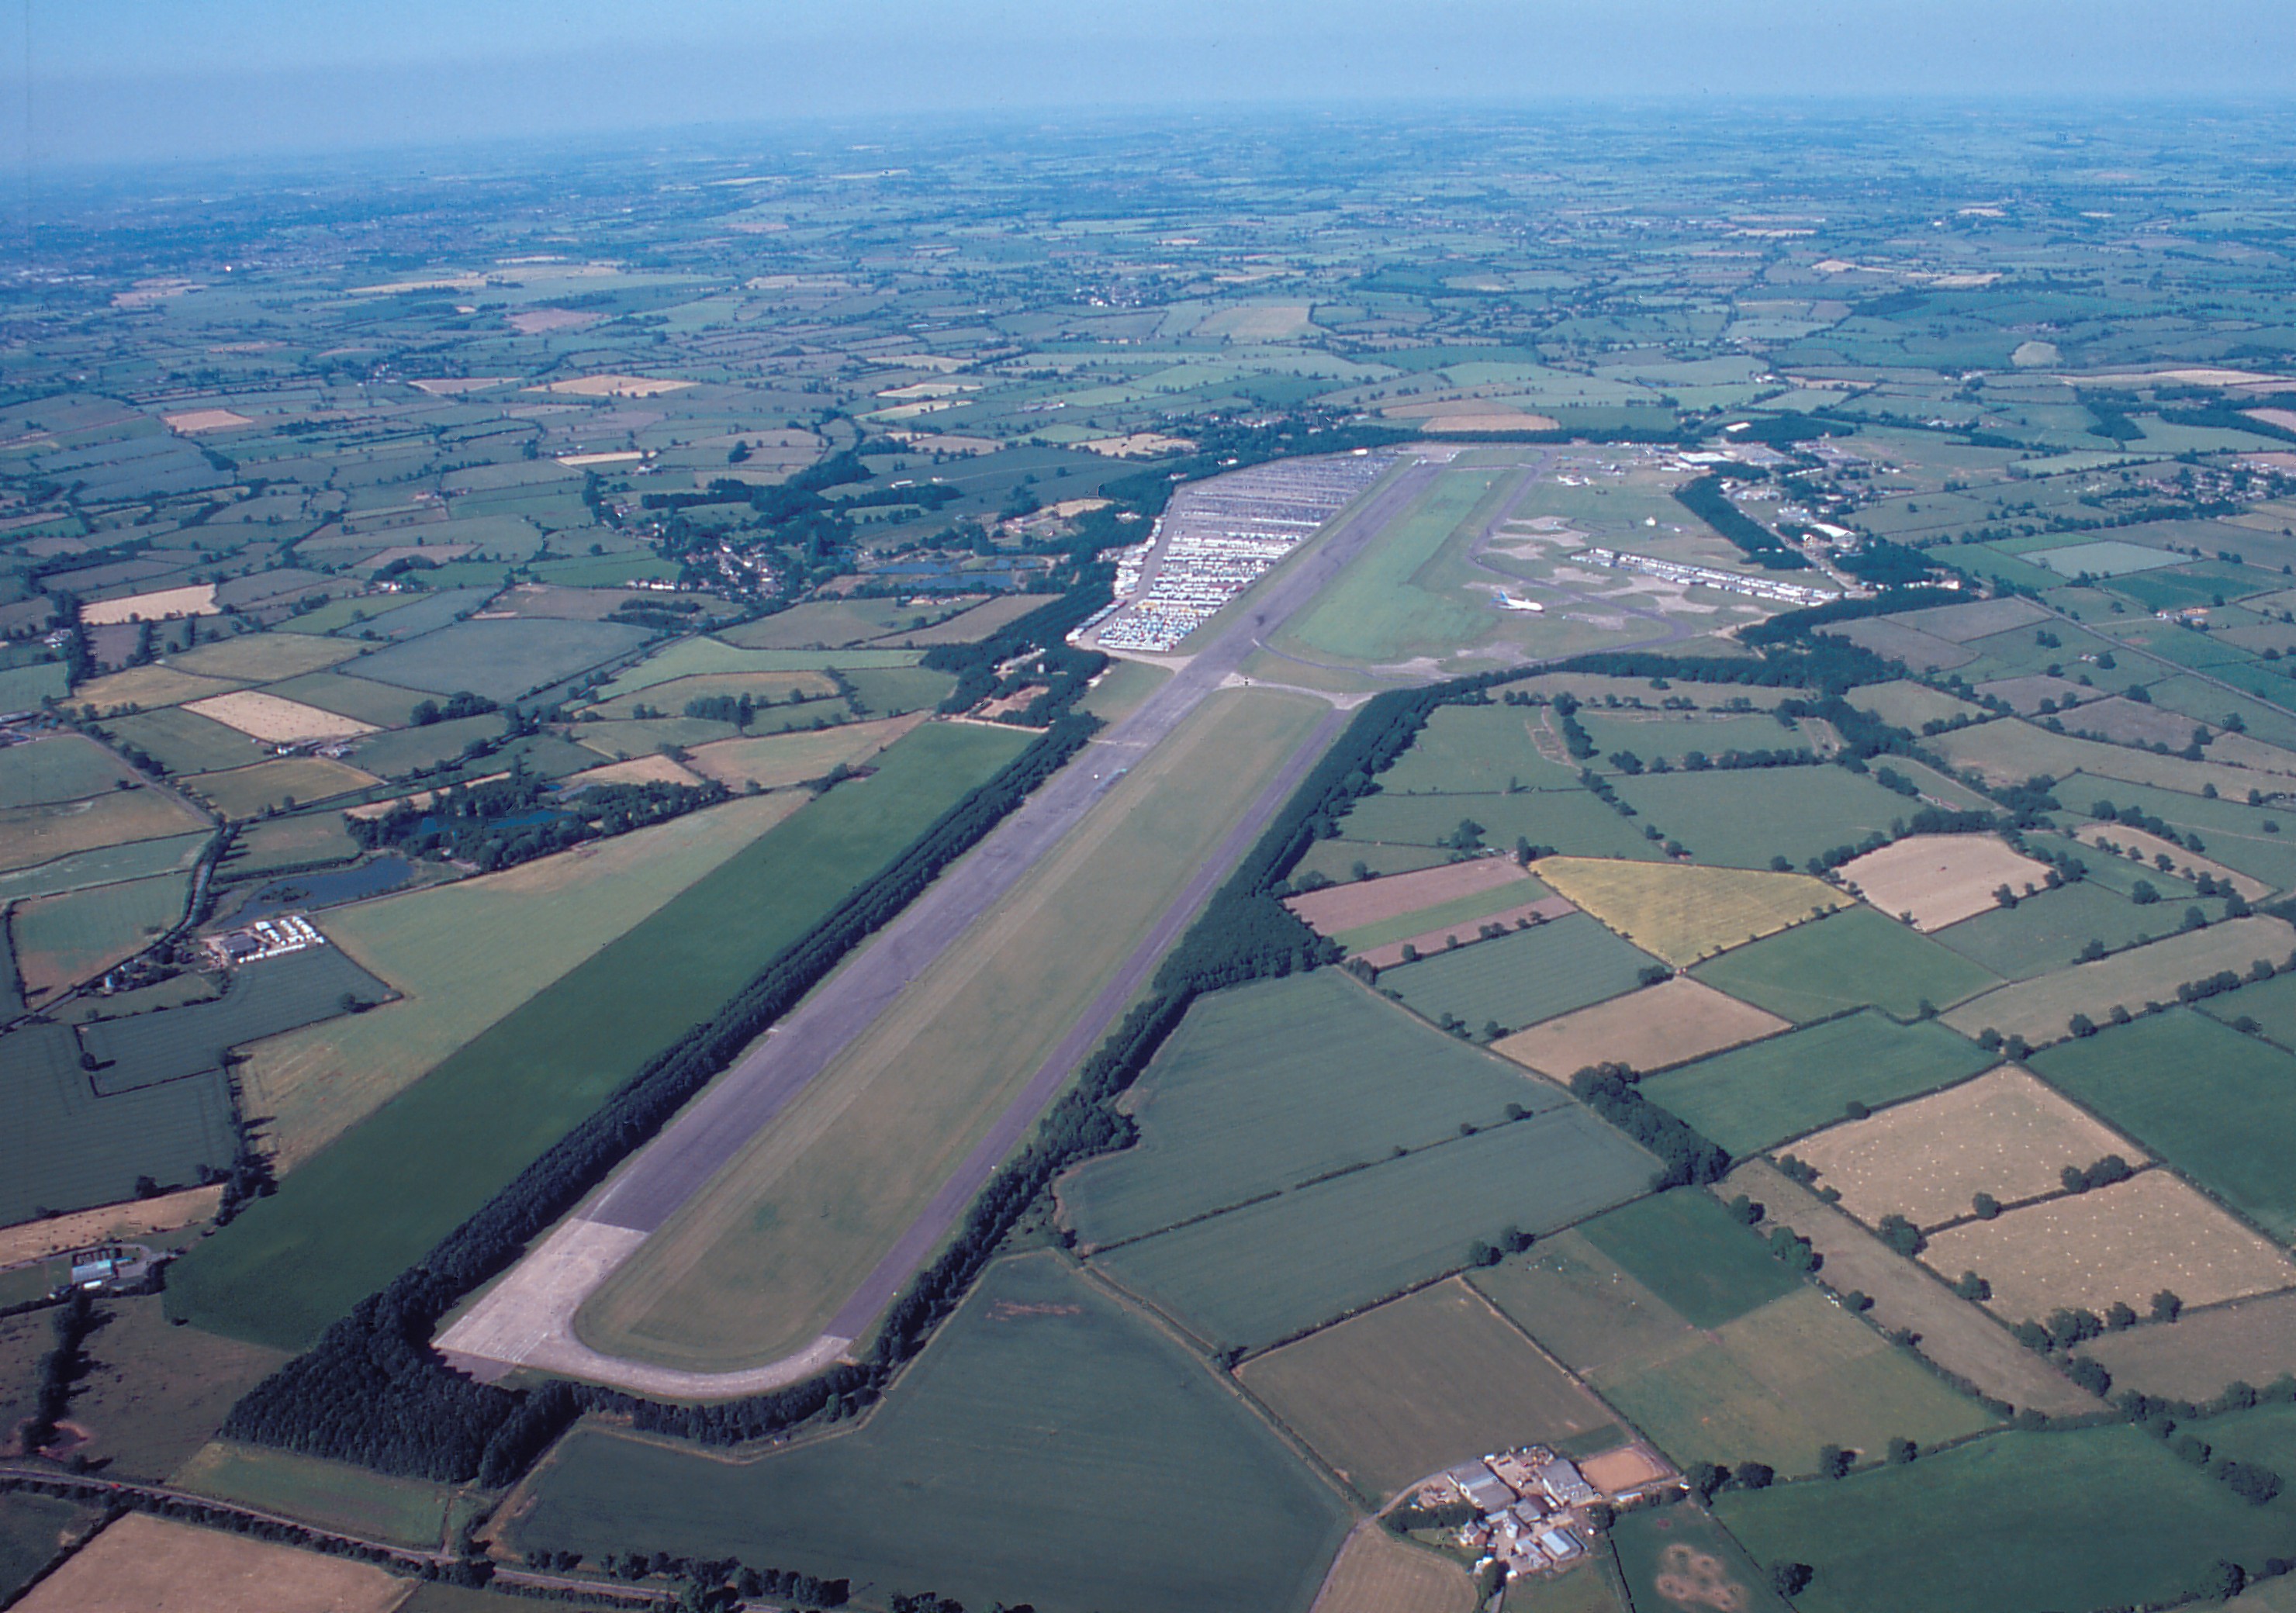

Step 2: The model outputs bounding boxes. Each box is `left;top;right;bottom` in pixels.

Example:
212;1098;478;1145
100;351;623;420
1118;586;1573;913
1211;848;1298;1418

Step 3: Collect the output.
1568;1064;1728;1188
410;691;497;727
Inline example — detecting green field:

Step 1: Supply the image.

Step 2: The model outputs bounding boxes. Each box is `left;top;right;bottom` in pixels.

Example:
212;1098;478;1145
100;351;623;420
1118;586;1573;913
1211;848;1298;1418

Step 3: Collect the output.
0;784;211;874
345;712;507;777
1291;837;1457;884
1240;1277;1620;1504
1600;1287;1997;1476
0;733;137;807
260;669;432;727
351;617;652;701
1612;766;1934;871
515;1253;1352;1613
1379;913;1658;1033
1929;877;2211;981
1059;972;1544;1250
1575;1188;1802;1329
2029;1009;2296;1238
175;1441;452;1549
2202;969;2296;1049
1693;907;2000;1021
78;945;387;1093
1637;1011;1994;1157
1339;786;1667;862
1371;703;1583;797
10;869;191;997
99;706;269;774
2057;774;2296;890
597;637;924;696
0;1494;93;1604
1091;1103;1655;1352
1717;1423;2296;1613
0;829;210;903
168;722;1031;1349
1286;465;1512;662
0;1020;237;1221
182;756;379;819
218;812;359;877
1609;1505;1789;1613
842;663;957;716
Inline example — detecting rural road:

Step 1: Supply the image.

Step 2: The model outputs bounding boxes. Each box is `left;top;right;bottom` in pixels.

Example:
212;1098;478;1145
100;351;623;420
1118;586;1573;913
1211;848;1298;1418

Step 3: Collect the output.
437;451;1447;1393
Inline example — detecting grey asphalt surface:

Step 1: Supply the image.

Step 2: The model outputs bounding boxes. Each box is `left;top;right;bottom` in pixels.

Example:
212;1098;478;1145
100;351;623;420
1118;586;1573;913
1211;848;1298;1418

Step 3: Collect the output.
583;454;1444;1239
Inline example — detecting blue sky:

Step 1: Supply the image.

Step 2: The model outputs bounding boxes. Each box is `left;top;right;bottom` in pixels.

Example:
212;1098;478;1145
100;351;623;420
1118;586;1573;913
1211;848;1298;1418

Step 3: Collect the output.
9;0;2296;167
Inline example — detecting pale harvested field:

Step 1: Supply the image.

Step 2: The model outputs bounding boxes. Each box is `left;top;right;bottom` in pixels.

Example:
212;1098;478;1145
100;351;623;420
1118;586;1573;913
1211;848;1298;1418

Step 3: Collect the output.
0;1183;221;1268
81;584;220;624
1789;1066;2137;1231
1941;915;2296;1045
1286;856;1530;936
12;1512;410;1613
161;409;255;435
1837;834;2053;931
1495;976;1787;1078
1722;1161;2100;1417
408;377;515;395
533;374;694;398
562;754;704;789
236;793;806;1167
683;714;925;791
1417;412;1564;433
1081;432;1195;458
506;306;600;334
1537;857;1851;967
1354;894;1576;970
1923;1170;2296;1321
2083;1289;2296;1401
185;691;378;744
1312;1523;1473;1613
2073;823;2273;901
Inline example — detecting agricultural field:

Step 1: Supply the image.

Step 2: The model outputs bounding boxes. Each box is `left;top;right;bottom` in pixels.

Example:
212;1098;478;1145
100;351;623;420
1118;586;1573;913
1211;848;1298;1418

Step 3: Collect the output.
10;1513;410;1613
0;1495;96;1608
173;1442;454;1549
1609;1508;1789;1613
1922;1169;2296;1321
2028;1010;2296;1238
2083;1290;2296;1401
9;871;193;1001
1375;912;1658;1034
351;617;652;702
1833;834;2052;931
1240;1278;1618;1503
0;785;210;873
1717;1424;2296;1613
1534;857;1848;967
1336;786;1669;864
514;1254;1353;1613
1312;1527;1474;1613
1090;1104;1655;1354
1940;915;2296;1045
1691;905;2000;1021
1609;766;1928;872
1058;971;1541;1250
1285;855;1536;943
1730;1160;2104;1415
1786;1066;2139;1231
1493;976;1788;1078
1576;1189;1804;1329
1927;875;2219;981
171;724;1029;1349
1638;1010;1994;1157
0;1017;238;1221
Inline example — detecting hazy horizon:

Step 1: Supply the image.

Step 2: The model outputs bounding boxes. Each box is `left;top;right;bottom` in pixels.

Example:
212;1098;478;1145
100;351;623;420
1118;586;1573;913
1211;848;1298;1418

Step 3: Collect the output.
9;0;2296;171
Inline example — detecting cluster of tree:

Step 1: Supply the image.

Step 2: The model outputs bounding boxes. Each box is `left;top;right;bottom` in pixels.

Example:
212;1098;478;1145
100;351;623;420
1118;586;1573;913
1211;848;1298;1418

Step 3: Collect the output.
922;589;1111;716
1568;1064;1729;1188
1875;1214;1926;1258
1384;1500;1478;1533
21;1289;99;1452
348;766;726;872
1551;692;1596;759
408;690;497;727
1835;537;1944;588
2062;1154;2135;1194
682;693;762;727
1672;474;1810;570
224;713;1102;1481
1682;1460;1776;1501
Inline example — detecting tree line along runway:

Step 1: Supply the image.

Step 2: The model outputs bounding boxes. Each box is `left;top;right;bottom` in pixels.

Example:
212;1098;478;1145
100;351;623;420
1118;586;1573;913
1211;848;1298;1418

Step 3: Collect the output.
434;452;1465;1396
